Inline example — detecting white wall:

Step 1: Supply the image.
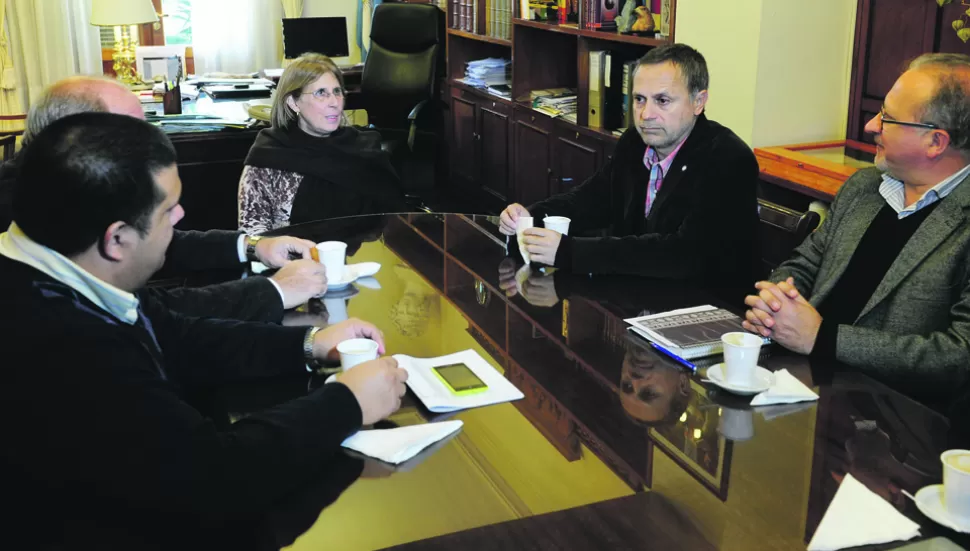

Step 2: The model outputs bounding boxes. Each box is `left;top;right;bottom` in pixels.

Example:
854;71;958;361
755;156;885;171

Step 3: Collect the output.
750;0;856;146
677;1;764;148
677;0;857;147
303;0;360;65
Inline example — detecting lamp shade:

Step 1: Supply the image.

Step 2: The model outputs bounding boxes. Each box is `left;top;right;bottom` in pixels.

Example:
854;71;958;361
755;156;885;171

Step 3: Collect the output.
90;0;158;26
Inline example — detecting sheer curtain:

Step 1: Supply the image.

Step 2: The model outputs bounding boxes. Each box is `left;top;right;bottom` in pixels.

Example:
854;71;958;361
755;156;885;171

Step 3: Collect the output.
190;0;282;75
6;0;101;109
280;0;302;18
0;0;23;132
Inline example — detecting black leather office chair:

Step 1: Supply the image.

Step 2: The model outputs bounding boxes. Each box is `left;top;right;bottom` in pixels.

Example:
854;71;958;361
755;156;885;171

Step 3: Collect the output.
358;3;444;206
757;199;822;275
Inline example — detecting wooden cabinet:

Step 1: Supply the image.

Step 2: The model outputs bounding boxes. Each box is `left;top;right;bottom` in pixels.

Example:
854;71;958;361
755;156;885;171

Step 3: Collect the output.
512;110;554;206
847;0;970;143
554;131;602;195
450;93;478;187
510;104;614;206
479;103;512;202
449;85;514;211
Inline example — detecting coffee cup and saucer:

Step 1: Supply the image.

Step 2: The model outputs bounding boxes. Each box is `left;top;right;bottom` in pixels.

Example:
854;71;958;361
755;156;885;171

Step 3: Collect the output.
913;450;970;533
705;332;773;396
314;241;381;291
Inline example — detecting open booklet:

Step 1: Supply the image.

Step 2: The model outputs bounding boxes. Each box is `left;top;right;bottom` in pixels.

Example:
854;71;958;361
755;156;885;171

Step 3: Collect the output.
394;350;524;413
625;305;770;360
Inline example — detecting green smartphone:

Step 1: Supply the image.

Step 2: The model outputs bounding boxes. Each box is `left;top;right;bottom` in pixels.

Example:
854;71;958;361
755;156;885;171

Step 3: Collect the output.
432;363;489;396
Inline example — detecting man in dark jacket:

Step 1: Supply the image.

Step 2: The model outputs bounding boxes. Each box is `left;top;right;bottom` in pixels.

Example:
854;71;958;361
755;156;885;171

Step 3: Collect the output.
0;113;407;537
1;76;328;322
499;44;760;293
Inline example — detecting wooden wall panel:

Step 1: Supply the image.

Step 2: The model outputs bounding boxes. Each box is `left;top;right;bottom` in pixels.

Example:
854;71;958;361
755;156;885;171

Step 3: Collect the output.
847;0;970;143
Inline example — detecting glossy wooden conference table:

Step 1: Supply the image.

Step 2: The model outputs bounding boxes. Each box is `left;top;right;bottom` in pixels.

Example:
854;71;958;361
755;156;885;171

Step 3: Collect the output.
194;213;970;550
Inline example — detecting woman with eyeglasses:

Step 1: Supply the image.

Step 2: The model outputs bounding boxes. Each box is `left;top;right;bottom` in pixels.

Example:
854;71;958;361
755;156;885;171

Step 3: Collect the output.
238;53;404;234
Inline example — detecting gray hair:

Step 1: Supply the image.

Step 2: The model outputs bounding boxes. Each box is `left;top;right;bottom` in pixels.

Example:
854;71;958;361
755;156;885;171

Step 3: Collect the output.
638;43;710;98
909;53;970;156
24;79;112;144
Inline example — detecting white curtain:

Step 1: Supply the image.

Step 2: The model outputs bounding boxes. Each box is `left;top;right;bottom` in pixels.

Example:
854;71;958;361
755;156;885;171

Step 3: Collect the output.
6;0;101;110
0;0;23;133
280;0;302;19
190;0;282;75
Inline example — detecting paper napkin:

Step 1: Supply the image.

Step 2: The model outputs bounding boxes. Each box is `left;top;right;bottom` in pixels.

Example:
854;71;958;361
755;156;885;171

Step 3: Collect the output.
807;473;920;551
749;368;819;406
341;420;463;465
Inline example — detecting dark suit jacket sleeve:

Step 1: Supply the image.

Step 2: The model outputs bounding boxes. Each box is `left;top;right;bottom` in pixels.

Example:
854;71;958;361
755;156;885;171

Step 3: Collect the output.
163;229;245;273
563;134;759;278
140;276;284;323
140;295;309;386
36;331;362;514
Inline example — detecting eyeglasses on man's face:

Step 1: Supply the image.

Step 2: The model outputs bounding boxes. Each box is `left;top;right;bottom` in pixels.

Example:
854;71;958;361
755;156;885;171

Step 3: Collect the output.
300;87;344;101
878;108;939;130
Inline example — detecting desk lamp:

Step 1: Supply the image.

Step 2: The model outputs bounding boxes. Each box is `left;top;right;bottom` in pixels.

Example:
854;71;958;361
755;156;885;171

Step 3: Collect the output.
90;0;158;86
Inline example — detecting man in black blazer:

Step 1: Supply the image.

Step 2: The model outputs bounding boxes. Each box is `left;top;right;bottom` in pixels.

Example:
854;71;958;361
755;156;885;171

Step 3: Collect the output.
0;113;407;531
1;76;328;322
499;44;760;293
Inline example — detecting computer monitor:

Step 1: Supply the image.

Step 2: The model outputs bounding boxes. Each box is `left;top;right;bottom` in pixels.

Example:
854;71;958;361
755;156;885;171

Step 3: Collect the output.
282;17;350;59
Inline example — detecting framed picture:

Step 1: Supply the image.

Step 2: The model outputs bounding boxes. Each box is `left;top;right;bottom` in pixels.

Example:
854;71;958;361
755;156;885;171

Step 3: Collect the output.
648;377;734;501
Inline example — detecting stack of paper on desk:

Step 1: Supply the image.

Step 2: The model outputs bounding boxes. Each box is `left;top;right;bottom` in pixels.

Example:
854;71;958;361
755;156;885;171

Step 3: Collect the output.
394;350;524;413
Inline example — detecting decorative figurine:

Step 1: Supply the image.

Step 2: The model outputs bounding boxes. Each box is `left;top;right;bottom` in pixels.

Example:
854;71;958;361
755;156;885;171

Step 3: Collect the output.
616;0;636;33
631;4;656;33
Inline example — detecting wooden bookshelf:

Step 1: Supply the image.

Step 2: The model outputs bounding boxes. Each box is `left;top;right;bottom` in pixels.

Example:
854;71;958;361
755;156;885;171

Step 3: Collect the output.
447;27;512;46
445;0;676;213
513;18;670;47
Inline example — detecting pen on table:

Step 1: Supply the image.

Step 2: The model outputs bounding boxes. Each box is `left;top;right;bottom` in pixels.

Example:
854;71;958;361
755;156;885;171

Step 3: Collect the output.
649;342;697;372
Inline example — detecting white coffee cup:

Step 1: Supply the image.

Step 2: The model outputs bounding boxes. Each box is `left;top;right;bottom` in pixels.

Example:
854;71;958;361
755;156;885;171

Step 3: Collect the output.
516;216;534;265
316;241;348;282
323;297;348;324
721;332;763;386
336;338;379;371
942;449;970;520
718;407;754;441
543;216;571;235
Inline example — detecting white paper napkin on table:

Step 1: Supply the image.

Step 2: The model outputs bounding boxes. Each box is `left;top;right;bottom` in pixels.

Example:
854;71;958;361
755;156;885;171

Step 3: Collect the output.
341;420;463;465
749;368;819;406
807;473;920;551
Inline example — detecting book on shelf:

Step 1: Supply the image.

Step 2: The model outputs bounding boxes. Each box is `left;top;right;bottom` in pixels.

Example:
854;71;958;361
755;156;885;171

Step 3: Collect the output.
486;84;512;98
624;305;771;360
588;50;606;128
621;59;637;129
660;0;672;36
603;52;626;131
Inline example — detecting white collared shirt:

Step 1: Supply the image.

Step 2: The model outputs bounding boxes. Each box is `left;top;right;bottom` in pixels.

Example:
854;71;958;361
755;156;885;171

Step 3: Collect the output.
879;164;970;219
0;222;139;324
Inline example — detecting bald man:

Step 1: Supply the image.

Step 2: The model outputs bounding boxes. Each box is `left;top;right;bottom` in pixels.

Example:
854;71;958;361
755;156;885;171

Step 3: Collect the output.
1;76;327;322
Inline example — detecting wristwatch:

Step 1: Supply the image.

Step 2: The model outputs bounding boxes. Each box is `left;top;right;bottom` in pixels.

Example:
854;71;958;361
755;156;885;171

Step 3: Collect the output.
304;326;323;365
245;235;263;262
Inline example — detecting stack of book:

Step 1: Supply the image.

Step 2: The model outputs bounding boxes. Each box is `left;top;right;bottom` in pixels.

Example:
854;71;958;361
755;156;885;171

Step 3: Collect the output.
486;0;513;40
531;88;577;122
456;58;511;97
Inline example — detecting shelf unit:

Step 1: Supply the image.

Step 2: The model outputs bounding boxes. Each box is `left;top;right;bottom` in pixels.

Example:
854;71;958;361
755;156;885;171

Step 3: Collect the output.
444;1;677;212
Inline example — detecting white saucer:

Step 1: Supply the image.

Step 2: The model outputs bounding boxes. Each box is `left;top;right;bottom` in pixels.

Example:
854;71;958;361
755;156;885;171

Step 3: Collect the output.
914;484;970;533
706;364;774;396
327;262;382;291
